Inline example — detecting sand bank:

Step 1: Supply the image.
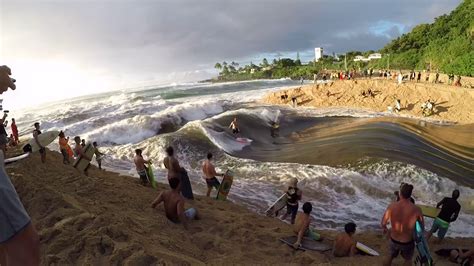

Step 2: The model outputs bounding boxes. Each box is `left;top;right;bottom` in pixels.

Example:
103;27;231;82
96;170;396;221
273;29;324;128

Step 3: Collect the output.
6;149;473;265
261;79;474;125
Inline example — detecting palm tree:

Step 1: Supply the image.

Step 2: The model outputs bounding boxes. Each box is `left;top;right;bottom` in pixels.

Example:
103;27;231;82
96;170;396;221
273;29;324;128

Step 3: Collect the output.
214;62;222;70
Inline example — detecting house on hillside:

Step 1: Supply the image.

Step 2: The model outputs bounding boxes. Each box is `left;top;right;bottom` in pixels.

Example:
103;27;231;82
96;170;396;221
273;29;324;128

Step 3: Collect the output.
368;53;382;60
354;55;364;62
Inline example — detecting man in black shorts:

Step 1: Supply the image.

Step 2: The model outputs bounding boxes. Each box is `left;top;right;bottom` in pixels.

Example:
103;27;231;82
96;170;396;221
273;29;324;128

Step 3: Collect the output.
33;122;46;163
229;117;239;135
202;152;223;197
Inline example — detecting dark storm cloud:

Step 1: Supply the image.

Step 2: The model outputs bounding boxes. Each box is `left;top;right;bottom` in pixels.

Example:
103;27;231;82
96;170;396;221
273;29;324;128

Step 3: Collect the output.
2;0;461;77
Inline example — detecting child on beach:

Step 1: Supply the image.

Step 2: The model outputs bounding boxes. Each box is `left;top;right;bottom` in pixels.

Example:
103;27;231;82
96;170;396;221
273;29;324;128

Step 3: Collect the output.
281;178;302;224
292;202;321;248
333;222;357;257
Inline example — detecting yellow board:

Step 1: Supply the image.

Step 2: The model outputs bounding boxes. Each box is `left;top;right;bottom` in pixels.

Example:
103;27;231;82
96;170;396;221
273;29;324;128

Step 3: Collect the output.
417;204;440;218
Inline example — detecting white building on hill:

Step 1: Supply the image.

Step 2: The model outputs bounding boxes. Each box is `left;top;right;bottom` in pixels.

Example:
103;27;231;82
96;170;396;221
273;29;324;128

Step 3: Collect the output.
315;47;323;62
368;53;382;60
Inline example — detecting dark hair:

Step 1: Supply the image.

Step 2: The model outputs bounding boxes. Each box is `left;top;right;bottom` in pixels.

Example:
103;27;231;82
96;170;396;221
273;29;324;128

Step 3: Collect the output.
302;202;312;214
169;177;180;189
166;146;174;156
93;142;97;146
74;136;81;143
34;122;40;127
11;118;15;122
135;149;142;155
400;183;413;199
452;189;460;199
59;131;64;137
81;139;85;142
344;222;357;234
207;152;212;160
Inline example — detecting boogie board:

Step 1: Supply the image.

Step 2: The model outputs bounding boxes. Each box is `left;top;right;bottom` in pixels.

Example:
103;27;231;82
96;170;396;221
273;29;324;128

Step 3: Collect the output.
236;137;253;143
414;220;433;265
22;130;60;153
216;169;234;201
73;143;95;172
4;152;30;165
356;242;380;256
180;169;194;200
279;236;331;252
417;204;440;218
265;193;287;216
146;163;157;189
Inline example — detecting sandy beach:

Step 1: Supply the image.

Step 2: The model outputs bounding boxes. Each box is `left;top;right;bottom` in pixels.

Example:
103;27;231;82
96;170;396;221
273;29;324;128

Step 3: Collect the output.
261;79;474;125
5;148;473;265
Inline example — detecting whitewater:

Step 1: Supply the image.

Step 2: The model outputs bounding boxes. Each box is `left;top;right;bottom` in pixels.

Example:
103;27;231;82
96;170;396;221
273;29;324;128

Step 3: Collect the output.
11;79;474;237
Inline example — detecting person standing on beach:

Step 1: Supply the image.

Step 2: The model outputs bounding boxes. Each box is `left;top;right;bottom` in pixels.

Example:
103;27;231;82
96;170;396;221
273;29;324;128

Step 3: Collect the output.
10;118;18;143
93;142;105;170
163;146;182;185
426;189;461;242
281;178;302;224
292;202;321;248
33;122;46;163
202;152;223;197
73;136;91;176
58;131;73;164
417;72;421;82
134;149;150;186
381;183;423;266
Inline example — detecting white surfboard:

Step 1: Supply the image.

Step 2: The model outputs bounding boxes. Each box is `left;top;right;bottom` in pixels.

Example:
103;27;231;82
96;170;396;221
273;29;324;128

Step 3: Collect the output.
356;242;379;256
4;153;30;165
265;193;287;216
22;130;60;153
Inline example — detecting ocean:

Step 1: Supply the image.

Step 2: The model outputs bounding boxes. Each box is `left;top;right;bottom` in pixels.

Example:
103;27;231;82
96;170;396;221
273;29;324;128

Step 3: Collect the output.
13;79;474;237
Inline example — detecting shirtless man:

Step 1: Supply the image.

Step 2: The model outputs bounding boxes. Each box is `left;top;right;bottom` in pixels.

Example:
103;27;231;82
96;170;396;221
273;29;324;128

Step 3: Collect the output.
134;149;150;185
228;117;239;135
163;146;182;185
293;202;320;248
151;177;199;230
33;122;46;163
74;136;92;176
202;152;223;197
381;183;423;266
333;222;357;257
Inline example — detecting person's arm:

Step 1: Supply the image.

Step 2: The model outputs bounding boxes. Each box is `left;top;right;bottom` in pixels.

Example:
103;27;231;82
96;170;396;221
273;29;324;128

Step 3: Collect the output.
177;199;188;230
436;198;446;208
151;192;164;208
381;206;391;234
349;241;357;257
228;121;234;129
459;248;474;259
450;206;461;222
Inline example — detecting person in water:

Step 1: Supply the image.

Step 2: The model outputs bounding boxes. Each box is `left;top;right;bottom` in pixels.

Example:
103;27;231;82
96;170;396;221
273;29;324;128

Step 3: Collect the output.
58;131;73;164
151;177;199;230
163;146;183;186
73;136;92;176
426;189;461;242
229;117;239;135
93;142;105;170
33;122;46;163
134;149;151;186
202;152;223;197
382;183;423;266
281;178;303;224
293;202;321;248
333;222;357;257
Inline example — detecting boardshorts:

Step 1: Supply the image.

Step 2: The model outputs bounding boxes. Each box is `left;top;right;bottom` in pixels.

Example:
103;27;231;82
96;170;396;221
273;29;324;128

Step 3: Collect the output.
137;168;149;184
205;177;220;189
390;238;415;260
0;153;31;243
430;217;449;239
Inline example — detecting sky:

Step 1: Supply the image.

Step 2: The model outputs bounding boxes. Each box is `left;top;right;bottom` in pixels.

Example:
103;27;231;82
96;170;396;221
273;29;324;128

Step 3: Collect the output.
0;0;461;110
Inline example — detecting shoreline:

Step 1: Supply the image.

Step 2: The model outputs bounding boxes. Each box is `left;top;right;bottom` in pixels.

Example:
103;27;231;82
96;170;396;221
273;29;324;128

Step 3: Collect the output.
261;79;474;125
6;147;474;264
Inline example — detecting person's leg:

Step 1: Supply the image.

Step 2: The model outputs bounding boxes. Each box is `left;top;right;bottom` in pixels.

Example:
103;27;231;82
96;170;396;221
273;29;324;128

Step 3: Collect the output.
97;160;102;170
280;204;290;221
427;219;440;240
206;185;212;197
384;240;399;266
400;242;415;266
290;204;298;224
4;223;40;265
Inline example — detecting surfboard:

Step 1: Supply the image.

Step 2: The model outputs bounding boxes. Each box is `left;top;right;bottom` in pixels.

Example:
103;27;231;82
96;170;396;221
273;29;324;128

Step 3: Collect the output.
73;143;95;172
414;220;433;265
216;169;233;201
4;153;30;165
236;137;252;143
356;242;380;256
417;204;440;218
146;163;157;189
22;130;60;153
279;236;331;252
265;193;287;216
180;169;194;200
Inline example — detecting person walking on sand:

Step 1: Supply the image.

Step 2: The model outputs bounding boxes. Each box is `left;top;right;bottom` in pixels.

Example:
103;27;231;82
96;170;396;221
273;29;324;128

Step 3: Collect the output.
281;178;302;224
292;202;321;248
93;142;105;170
134;149;151;185
202;152;223;197
381;183;423;266
33;122;46;163
333;222;357;257
229;117;240;136
73;136;92;176
151;177;199;230
163;146;183;185
426;189;461;242
10;118;18;143
58;131;73;164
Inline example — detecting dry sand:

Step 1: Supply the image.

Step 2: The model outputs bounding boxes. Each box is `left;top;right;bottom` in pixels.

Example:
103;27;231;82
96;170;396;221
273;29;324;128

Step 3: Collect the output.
6;148;473;265
261;79;474;125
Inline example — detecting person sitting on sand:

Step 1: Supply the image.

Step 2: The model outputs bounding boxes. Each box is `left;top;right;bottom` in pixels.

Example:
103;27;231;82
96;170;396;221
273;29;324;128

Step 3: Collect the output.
202;152;223;197
163;146;183;186
281;178;302;224
73;136;92;176
58;131;73;164
33;122;46;163
426;189;461;242
381;183;423;266
151;177;199;229
292;202;321;248
333;222;357;257
134;149;151;186
229;117;240;135
93;142;105;170
449;246;473;266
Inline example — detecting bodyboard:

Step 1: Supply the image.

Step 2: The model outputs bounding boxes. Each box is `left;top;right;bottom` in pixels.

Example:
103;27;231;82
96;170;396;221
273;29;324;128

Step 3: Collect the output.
216;170;234;201
180;169;194;200
146;164;157;189
414;220;433;265
280;236;331;252
417;204;440;218
73;143;95;172
356;242;380;256
265;193;287;216
4;153;30;165
22;130;60;153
